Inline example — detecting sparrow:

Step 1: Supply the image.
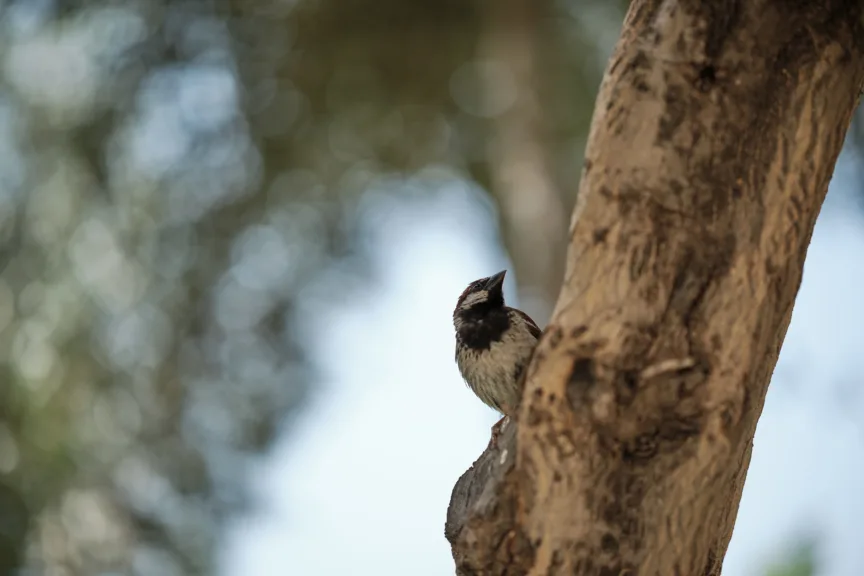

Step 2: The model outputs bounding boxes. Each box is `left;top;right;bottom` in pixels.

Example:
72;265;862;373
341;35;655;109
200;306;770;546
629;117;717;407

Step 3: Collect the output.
453;270;542;424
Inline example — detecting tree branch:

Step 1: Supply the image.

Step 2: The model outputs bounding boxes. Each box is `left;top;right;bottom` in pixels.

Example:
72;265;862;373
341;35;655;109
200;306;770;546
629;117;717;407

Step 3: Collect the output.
446;0;864;573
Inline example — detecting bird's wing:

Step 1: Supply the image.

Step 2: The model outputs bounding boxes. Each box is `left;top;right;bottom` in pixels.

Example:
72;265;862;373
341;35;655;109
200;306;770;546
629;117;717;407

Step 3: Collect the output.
512;308;542;340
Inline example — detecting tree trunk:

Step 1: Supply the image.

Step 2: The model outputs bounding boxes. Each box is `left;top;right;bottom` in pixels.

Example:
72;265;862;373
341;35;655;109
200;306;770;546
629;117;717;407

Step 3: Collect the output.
446;1;864;574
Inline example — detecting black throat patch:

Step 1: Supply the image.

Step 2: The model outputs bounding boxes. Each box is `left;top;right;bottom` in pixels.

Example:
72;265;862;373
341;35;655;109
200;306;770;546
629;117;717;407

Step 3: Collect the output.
456;307;510;351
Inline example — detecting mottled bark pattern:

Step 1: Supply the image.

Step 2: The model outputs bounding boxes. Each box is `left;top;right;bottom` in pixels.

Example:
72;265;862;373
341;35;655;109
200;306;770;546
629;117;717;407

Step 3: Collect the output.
446;0;864;574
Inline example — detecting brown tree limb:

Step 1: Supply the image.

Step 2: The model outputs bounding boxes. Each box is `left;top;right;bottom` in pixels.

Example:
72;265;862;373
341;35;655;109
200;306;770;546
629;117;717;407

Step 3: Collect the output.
446;0;864;574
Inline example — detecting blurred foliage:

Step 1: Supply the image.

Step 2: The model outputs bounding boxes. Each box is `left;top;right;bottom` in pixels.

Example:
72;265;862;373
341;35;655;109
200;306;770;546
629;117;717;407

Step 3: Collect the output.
763;539;817;576
0;0;619;573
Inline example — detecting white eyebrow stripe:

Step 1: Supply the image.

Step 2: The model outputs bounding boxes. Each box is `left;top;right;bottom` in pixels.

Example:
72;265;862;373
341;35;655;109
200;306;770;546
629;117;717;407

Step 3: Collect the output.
461;290;488;308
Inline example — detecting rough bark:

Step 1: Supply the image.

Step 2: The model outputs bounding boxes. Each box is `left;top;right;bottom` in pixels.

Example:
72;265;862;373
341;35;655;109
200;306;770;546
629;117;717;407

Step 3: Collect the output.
446;1;864;574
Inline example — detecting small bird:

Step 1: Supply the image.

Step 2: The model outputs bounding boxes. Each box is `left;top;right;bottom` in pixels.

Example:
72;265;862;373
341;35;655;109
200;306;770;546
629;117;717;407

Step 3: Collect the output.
453;270;542;420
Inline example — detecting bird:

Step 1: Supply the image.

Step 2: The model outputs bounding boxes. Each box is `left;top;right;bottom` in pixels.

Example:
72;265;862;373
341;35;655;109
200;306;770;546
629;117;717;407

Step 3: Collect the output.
453;270;542;425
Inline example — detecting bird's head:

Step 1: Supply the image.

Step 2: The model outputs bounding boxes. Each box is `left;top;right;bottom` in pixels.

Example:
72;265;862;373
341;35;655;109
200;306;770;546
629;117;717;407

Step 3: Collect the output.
453;270;507;323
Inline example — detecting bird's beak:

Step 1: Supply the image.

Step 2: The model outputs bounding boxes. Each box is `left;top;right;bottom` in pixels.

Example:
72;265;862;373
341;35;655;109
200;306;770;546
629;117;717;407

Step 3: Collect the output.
484;270;506;293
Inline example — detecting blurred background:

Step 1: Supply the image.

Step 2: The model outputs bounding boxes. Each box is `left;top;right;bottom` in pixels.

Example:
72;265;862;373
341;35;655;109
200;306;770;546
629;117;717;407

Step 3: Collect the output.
0;0;862;575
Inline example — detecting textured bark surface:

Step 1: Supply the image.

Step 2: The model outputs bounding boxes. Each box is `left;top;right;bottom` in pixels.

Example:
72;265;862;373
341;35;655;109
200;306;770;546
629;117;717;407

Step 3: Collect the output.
446;0;864;574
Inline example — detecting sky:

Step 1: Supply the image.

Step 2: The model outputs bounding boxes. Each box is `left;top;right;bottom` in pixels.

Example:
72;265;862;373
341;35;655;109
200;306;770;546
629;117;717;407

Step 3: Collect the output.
220;157;864;576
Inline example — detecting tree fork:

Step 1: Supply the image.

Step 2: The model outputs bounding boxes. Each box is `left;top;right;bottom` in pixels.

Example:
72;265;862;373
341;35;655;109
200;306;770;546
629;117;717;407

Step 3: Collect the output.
446;1;864;574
